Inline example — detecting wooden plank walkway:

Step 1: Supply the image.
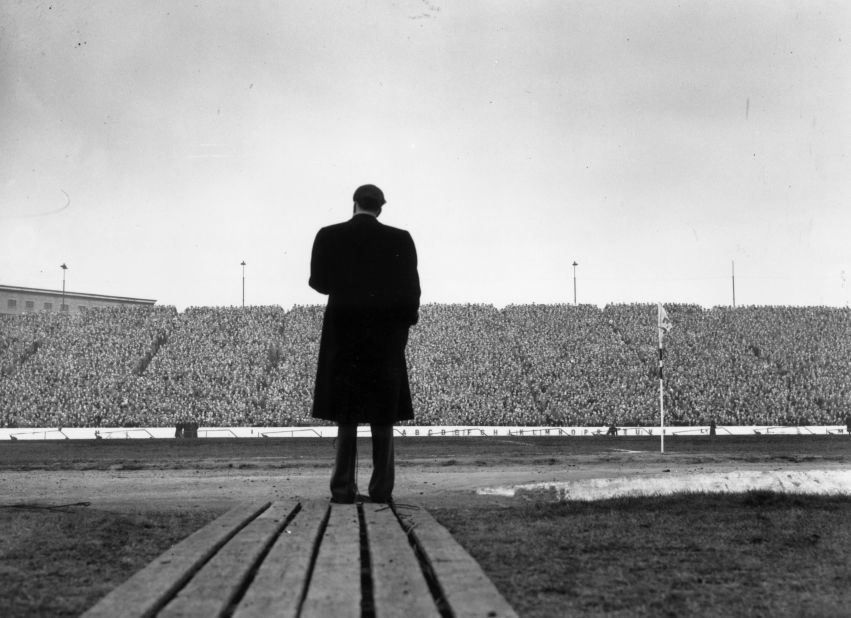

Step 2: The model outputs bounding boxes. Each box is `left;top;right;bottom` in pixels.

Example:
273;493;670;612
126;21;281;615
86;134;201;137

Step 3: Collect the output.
83;500;517;618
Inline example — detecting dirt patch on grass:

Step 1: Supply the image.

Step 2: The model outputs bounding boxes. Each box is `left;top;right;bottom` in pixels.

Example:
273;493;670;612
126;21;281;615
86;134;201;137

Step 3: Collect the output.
480;469;851;501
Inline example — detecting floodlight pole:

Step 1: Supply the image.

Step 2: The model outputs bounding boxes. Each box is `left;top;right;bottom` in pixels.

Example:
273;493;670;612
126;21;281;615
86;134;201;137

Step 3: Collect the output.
60;263;68;313
241;261;246;308
572;261;578;305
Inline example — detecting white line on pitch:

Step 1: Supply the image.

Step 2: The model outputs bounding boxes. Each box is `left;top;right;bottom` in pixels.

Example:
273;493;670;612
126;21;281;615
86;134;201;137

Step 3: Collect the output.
489;439;536;447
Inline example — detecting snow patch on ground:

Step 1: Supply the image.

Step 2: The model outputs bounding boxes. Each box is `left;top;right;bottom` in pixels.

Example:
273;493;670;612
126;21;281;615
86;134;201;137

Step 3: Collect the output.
477;469;851;501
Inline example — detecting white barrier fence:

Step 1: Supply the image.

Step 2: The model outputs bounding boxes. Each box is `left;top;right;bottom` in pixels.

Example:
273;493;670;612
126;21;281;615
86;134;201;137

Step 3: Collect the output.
0;425;846;441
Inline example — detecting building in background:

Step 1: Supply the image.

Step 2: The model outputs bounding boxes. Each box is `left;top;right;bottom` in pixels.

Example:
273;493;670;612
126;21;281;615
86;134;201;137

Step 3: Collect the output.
0;284;156;315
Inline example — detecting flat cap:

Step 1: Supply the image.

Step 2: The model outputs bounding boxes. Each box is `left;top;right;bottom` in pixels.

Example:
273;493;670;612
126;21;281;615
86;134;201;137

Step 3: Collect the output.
353;184;386;210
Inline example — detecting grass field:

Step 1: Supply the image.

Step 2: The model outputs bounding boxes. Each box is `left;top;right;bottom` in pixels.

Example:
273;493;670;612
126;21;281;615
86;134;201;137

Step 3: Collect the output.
0;506;220;617
434;493;851;617
1;435;850;616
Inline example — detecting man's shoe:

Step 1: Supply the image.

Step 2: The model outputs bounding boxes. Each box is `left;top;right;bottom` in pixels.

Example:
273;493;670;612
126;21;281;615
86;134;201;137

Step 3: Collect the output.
330;496;355;504
369;495;392;504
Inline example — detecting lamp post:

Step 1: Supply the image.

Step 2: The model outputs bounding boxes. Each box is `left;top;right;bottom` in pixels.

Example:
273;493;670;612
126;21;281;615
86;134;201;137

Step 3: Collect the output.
241;261;246;308
60;263;68;313
572;261;578;305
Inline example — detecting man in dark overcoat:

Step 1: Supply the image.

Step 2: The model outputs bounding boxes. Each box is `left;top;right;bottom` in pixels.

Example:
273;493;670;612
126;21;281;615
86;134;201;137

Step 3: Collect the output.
309;184;420;503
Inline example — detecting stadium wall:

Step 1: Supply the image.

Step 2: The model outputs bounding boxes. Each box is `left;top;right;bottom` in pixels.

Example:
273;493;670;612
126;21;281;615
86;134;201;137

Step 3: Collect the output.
0;425;846;440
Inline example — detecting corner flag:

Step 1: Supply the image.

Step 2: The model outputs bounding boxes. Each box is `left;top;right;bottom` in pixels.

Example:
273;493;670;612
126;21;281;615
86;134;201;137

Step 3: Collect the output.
657;303;673;336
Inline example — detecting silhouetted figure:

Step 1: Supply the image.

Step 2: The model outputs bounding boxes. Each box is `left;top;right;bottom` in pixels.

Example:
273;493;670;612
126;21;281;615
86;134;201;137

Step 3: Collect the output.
310;184;420;504
174;421;198;439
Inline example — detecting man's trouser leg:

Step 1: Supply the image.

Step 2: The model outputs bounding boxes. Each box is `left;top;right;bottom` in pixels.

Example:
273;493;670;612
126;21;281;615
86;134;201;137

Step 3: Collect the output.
330;423;357;502
368;424;394;502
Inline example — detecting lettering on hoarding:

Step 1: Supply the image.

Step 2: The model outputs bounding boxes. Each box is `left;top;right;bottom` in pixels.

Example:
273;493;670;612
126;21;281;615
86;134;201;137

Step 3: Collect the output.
384;425;845;439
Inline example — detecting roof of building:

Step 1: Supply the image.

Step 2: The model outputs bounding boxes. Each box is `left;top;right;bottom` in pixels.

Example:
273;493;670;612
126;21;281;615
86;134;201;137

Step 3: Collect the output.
0;284;156;304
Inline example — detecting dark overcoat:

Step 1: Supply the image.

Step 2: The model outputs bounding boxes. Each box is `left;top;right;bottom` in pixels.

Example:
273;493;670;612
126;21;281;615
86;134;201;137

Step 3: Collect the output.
309;214;420;424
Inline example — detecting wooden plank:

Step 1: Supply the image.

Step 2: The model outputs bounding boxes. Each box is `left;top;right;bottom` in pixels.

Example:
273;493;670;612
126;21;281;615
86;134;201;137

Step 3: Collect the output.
231;500;329;618
82;502;270;618
300;503;361;618
364;503;440;618
406;508;519;618
158;500;298;618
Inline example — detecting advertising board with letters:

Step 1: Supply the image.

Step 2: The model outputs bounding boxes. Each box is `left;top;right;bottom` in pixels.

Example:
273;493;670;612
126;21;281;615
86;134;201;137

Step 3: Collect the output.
0;425;845;440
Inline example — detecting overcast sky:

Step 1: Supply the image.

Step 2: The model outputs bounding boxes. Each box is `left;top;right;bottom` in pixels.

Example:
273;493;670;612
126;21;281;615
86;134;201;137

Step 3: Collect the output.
2;1;849;310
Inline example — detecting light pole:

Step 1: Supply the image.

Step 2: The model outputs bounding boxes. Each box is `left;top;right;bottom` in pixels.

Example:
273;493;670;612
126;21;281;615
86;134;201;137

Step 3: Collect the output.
60;263;68;313
572;261;578;305
241;261;246;308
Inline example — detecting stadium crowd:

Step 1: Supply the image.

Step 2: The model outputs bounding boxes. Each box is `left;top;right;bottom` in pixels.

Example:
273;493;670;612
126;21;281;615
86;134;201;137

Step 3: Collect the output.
0;306;177;428
407;304;539;426
262;304;326;426
1;303;849;428
504;304;657;426
121;306;288;427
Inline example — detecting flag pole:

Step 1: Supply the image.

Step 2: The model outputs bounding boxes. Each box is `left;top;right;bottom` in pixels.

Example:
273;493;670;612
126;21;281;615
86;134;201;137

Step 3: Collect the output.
658;324;665;454
657;303;672;455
